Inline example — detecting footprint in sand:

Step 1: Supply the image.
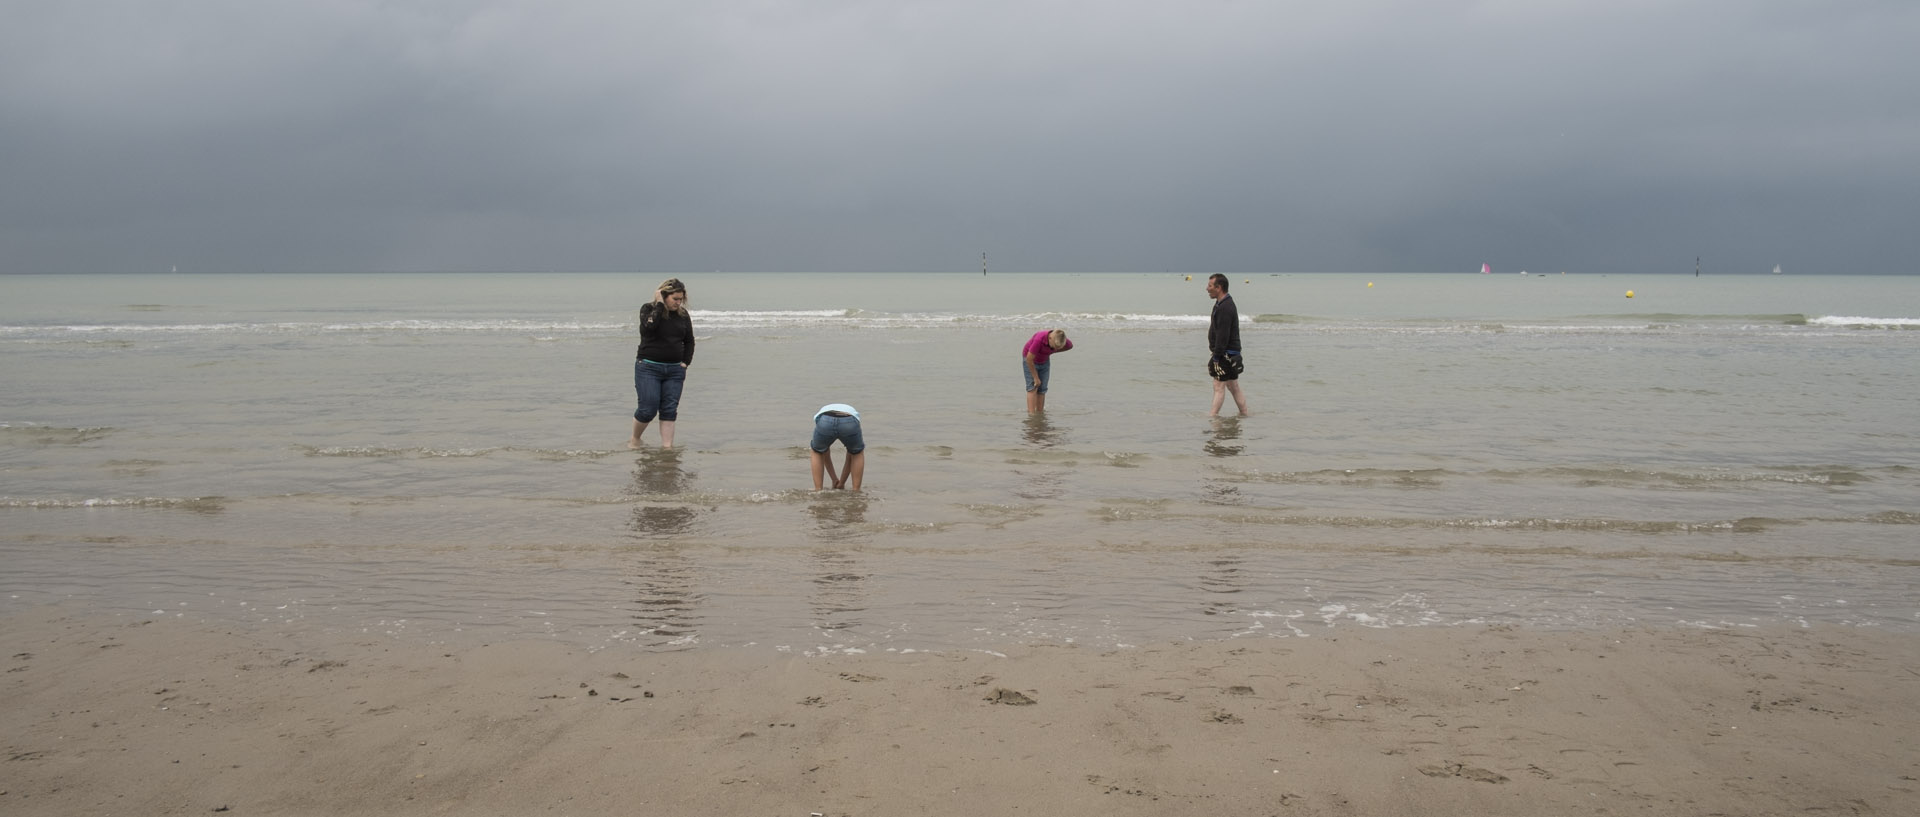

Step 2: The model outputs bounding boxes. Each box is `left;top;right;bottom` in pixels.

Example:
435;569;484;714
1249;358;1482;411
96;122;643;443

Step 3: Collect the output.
1417;762;1509;784
986;688;1037;705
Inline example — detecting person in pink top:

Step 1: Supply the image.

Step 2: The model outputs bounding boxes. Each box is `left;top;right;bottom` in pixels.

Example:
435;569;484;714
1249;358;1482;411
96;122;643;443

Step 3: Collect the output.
1021;328;1074;412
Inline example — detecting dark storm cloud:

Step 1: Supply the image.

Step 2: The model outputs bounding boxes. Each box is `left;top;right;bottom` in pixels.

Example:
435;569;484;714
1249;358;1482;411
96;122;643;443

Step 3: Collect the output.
3;1;1916;274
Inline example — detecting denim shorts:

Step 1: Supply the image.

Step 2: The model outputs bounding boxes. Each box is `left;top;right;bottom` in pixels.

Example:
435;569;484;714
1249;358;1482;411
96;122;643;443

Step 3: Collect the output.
1022;360;1052;394
633;359;686;422
809;413;865;454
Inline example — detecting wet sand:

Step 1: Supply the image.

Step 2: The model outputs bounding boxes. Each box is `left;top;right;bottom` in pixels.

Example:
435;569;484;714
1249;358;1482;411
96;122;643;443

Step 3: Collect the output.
4;608;1915;816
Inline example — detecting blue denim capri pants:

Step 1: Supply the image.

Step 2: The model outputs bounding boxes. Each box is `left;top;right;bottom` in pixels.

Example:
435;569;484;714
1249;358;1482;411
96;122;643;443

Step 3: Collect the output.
1022;360;1052;394
809;414;865;454
634;360;686;422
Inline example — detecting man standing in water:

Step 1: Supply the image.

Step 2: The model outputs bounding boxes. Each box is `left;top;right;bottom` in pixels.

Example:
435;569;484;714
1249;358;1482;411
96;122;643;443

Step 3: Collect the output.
1206;274;1250;417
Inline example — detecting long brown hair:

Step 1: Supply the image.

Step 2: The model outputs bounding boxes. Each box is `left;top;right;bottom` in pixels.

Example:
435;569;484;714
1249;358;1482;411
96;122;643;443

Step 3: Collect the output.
657;278;688;311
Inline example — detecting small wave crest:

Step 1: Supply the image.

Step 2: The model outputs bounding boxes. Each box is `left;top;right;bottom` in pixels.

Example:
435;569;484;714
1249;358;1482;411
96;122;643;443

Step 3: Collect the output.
1215;467;1448;488
2;319;631;336
690;309;1213;329
1809;315;1920;329
296;444;627;460
0;424;115;445
1214;465;1876;488
693;309;857;327
1003;448;1152;467
298;445;498;458
2;496;225;513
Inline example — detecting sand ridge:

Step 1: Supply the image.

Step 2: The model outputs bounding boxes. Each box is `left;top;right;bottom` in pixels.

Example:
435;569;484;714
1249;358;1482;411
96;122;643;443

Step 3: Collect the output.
4;609;1916;816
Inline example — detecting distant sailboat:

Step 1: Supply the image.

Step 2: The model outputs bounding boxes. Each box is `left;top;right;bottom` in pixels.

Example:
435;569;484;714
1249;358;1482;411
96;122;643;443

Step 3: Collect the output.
1481;263;1491;274
1773;264;1783;275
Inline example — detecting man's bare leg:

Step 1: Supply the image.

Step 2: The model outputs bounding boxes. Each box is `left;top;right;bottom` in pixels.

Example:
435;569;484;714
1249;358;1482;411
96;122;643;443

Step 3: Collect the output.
1211;380;1250;417
1225;381;1250;416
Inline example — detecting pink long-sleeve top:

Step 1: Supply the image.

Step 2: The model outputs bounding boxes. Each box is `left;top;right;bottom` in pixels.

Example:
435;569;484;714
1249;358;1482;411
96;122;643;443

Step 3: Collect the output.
1021;330;1073;364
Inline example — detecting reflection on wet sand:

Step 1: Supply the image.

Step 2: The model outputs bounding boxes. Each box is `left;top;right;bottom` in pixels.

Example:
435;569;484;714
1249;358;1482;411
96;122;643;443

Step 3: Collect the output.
1017;413;1070;499
630;448;693;494
1014;468;1066;501
808;494;870;542
630;505;699;538
628;449;699;539
1202;476;1244;506
1022;412;1064;448
1204;416;1244;457
1198;554;1246;619
806;496;872;634
809;549;868;632
623;547;705;650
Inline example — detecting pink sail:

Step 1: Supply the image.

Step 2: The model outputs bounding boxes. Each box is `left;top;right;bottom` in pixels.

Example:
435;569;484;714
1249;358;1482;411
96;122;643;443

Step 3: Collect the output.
1481;263;1491;274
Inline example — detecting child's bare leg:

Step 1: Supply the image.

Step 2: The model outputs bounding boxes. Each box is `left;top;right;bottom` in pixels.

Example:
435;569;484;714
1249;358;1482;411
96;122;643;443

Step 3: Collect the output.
845;451;865;492
810;449;831;490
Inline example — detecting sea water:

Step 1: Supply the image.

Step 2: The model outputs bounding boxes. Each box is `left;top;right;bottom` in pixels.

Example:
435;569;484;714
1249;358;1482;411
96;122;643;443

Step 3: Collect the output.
2;272;1917;652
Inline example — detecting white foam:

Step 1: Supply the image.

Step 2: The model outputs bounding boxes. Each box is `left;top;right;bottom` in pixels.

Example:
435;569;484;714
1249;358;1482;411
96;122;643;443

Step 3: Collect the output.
1809;315;1920;327
4;319;629;335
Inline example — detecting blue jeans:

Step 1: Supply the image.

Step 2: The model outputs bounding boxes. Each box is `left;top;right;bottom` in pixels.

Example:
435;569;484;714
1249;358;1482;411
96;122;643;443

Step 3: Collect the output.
634;360;686;422
1022;360;1052;394
810;414;865;454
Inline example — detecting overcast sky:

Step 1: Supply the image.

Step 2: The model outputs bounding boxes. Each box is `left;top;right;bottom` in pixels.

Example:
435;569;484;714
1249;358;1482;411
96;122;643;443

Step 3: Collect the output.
4;1;1916;274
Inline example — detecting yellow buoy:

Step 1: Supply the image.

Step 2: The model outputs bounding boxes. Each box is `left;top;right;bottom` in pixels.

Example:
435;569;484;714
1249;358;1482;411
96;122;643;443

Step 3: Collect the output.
1367;282;1374;288
1625;290;1635;298
1184;275;1192;281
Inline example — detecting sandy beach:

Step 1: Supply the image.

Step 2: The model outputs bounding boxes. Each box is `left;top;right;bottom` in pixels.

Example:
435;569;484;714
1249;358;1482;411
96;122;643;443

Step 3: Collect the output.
4;609;1915;816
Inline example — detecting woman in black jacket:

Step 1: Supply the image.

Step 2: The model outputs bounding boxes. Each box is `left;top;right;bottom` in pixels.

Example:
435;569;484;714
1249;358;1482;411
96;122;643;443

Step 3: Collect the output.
629;278;694;448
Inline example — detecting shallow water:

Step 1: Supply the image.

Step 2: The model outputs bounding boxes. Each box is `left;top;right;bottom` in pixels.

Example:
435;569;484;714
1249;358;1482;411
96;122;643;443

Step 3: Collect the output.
3;272;1917;652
